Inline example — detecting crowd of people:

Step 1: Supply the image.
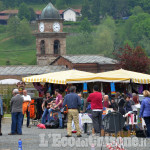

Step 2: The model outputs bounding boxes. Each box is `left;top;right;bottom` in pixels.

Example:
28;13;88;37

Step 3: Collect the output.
0;84;150;138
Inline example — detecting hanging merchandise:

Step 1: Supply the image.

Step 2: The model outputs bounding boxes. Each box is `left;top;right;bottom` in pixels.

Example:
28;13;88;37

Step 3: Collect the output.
33;82;44;97
110;82;116;95
83;83;88;94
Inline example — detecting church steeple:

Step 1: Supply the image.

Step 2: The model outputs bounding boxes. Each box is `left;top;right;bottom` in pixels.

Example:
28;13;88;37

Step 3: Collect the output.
35;2;67;65
40;2;61;20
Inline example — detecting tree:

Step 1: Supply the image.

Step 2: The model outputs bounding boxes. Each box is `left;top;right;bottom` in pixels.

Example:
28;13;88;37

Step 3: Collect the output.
67;32;94;54
114;44;150;73
55;0;64;9
79;17;92;33
93;16;116;57
131;6;143;15
7;16;20;37
81;0;91;20
100;0;129;19
91;0;100;24
15;19;33;45
18;3;31;21
29;7;36;21
123;13;150;46
137;0;150;13
0;1;5;11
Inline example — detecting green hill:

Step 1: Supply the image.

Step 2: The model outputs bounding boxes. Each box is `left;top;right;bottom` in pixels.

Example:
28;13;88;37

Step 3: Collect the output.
0;32;36;65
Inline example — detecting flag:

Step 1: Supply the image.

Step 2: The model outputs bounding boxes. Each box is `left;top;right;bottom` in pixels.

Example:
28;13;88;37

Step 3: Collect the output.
83;83;88;93
111;82;116;95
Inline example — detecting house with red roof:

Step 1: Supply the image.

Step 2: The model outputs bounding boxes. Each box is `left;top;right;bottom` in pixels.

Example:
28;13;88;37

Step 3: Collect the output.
59;8;81;22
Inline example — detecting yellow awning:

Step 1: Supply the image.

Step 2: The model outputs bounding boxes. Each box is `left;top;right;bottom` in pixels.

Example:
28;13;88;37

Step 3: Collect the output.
22;69;150;84
95;69;150;84
22;70;95;84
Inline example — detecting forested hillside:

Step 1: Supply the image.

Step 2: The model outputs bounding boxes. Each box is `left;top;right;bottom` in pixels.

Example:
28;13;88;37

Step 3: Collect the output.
0;0;150;65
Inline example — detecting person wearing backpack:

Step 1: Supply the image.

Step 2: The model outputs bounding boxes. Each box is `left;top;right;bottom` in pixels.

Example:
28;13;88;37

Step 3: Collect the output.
0;96;3;136
139;90;150;137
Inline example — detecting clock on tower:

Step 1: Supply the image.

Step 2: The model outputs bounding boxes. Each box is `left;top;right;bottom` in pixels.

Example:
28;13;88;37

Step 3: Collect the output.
35;2;67;65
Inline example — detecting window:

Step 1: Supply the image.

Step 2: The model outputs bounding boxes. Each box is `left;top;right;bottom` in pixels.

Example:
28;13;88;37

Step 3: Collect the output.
40;40;45;55
54;40;60;54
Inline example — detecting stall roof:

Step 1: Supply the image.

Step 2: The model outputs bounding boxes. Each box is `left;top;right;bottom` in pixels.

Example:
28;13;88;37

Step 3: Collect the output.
22;69;95;84
0;65;67;76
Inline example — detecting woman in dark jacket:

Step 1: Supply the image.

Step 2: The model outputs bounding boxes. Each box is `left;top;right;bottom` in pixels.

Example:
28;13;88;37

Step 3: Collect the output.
139;90;150;137
0;96;3;136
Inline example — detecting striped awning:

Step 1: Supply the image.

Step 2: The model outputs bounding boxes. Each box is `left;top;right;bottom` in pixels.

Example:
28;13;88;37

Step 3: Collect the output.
22;70;95;84
22;69;150;84
96;69;150;84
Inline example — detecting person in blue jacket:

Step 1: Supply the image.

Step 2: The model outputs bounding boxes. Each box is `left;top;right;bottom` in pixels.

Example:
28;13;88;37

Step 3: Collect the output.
0;96;3;136
139;90;150;137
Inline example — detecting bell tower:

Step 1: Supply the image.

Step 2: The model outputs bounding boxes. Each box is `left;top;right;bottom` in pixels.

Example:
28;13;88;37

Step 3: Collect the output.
35;2;67;65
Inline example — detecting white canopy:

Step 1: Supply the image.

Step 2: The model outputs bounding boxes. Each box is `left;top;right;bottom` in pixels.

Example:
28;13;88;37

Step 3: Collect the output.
0;79;21;85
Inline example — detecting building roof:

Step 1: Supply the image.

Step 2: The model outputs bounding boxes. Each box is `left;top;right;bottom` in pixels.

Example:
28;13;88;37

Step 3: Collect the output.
35;10;42;15
60;55;117;65
0;65;66;76
0;15;9;20
40;2;61;20
0;9;18;14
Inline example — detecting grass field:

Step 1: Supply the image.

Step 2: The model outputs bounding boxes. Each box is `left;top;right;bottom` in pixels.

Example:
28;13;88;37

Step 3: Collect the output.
0;33;36;65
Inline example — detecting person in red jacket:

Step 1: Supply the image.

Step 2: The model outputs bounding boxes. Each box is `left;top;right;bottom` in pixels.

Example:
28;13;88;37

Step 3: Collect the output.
87;85;103;135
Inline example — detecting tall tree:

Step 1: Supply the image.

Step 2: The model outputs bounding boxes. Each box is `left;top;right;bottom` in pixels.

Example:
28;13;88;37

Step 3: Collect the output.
16;19;33;45
18;3;31;21
81;0;91;20
91;0;100;24
114;44;150;73
93;16;116;57
29;7;36;22
7;16;20;37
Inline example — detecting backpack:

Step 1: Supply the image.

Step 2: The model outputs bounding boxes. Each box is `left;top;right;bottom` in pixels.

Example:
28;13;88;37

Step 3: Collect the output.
45;119;59;128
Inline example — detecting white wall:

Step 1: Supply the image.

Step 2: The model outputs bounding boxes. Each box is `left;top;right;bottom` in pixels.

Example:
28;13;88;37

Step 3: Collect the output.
63;9;76;22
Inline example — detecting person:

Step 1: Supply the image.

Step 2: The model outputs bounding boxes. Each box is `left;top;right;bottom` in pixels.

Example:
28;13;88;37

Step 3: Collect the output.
0;96;3;136
41;92;53;124
132;95;141;112
124;95;132;113
48;89;63;128
78;93;84;112
129;94;135;106
9;89;23;135
63;86;82;137
87;85;103;135
115;92;121;103
139;90;150;138
103;95;111;108
22;90;31;128
109;97;118;111
118;95;126;115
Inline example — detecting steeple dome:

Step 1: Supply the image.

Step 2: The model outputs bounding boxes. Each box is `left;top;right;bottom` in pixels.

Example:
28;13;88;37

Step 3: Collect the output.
40;2;61;20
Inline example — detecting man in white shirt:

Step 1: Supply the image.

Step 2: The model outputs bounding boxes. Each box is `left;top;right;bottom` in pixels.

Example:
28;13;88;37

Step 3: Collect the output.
22;90;31;128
